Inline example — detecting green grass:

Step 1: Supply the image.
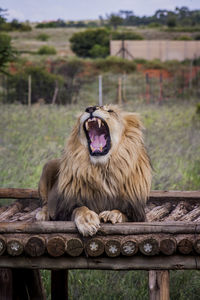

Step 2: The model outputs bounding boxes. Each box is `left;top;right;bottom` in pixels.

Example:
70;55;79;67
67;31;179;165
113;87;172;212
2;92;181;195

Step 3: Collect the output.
1;101;200;299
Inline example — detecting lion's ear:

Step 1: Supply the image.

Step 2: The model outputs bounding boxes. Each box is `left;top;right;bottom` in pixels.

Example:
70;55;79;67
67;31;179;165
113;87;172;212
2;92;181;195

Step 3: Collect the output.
122;112;144;130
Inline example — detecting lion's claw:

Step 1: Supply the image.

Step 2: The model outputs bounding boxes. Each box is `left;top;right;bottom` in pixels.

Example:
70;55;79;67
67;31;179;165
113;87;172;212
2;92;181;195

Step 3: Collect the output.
99;210;127;224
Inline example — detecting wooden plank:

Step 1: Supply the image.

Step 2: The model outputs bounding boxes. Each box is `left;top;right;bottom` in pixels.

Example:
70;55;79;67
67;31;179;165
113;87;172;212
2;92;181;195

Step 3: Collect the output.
0;188;199;201
51;270;68;300
0;255;199;270
0;221;199;235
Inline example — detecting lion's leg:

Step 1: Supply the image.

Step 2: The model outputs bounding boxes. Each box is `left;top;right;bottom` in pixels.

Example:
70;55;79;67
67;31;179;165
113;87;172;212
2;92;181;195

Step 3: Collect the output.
72;206;100;237
36;159;60;221
99;210;128;224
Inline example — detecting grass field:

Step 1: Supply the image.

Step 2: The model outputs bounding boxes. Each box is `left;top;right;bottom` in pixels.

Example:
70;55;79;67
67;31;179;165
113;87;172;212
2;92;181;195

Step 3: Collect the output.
0;100;200;299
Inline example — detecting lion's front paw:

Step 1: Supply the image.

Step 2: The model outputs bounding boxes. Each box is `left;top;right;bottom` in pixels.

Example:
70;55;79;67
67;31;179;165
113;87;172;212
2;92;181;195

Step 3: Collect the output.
99;210;127;224
36;207;49;221
74;207;100;237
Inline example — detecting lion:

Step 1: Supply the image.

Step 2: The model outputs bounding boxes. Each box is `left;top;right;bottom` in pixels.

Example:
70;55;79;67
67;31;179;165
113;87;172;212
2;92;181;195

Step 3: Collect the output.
36;105;152;236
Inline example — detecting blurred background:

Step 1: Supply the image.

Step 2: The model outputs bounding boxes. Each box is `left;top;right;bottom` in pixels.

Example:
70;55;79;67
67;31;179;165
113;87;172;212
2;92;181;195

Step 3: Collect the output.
0;1;200;299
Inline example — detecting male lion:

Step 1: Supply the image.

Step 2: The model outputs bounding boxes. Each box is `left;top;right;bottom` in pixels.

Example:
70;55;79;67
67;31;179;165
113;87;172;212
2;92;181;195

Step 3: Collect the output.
36;105;151;236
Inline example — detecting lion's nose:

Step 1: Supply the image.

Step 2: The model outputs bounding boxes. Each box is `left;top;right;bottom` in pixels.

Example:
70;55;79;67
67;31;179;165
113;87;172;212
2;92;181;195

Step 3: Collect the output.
85;106;97;114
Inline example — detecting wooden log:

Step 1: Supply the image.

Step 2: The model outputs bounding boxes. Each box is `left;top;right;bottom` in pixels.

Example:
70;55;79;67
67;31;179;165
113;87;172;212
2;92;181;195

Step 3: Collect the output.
1;221;200;235
47;236;66;257
7;239;24;256
179;206;200;222
160;238;177;255
121;238;138;256
105;239;121;257
0;236;6;255
194;239;200;254
0;202;23;222
0;269;12;300
164;201;189;221
1;188;200;202
149;270;170;300
51;270;68;300
139;238;159;256
177;238;193;254
0;255;199;270
25;235;46;257
66;237;83;257
0;205;8;215
0;188;39;199
85;238;104;257
146;203;171;222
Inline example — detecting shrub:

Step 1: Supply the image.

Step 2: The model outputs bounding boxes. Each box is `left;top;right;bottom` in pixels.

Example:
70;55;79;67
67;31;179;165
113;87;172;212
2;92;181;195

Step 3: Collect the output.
70;28;110;58
6;66;61;104
89;44;109;58
94;56;136;73
36;33;50;41
174;35;193;41
194;34;200;40
37;45;56;55
0;33;16;73
111;31;143;40
196;103;200;115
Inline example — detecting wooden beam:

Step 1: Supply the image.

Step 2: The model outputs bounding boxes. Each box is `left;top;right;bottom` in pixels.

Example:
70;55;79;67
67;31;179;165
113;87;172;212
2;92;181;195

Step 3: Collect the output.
0;188;39;199
0;221;199;235
0;188;199;201
0;255;199;270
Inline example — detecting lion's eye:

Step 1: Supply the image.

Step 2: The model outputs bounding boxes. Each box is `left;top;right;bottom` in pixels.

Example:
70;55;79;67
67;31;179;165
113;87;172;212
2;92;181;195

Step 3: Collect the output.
108;109;114;113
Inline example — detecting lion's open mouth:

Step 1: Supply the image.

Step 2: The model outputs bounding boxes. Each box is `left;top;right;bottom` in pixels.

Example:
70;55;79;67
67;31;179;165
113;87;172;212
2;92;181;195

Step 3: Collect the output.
84;117;111;156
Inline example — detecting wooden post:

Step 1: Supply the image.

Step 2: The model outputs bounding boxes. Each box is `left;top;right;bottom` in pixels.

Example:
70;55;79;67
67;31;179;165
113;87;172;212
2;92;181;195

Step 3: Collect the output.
66;237;83;256
12;269;46;300
52;81;59;104
117;77;122;105
28;75;31;107
0;269;12;300
149;270;170;300
47;236;66;257
85;238;104;257
51;270;68;300
145;73;150;104
122;73;127;102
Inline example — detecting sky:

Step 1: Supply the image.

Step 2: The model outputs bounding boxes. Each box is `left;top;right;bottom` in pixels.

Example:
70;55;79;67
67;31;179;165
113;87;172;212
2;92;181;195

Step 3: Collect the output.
1;0;200;22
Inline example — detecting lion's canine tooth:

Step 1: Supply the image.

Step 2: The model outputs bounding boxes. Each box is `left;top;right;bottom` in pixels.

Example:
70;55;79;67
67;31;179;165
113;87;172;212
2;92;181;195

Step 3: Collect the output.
85;121;89;131
98;119;101;128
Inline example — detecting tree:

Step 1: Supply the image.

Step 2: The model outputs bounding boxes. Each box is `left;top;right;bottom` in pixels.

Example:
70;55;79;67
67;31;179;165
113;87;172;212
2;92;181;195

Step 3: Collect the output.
0;8;7;27
108;13;123;29
0;33;16;74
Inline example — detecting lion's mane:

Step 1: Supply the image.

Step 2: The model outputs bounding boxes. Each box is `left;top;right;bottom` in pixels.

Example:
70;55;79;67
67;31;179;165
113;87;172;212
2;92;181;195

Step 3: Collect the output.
55;106;151;222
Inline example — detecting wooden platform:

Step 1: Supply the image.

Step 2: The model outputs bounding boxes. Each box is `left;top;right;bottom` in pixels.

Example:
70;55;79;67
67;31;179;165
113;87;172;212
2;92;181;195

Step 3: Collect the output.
0;188;200;299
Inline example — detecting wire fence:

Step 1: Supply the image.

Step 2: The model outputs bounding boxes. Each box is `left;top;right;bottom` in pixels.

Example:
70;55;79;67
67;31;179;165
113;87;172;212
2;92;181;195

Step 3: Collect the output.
0;68;200;106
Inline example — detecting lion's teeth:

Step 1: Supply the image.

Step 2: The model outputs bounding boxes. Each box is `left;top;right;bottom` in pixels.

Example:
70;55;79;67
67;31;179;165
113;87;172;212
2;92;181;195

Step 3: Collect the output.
85;121;89;131
98;119;101;128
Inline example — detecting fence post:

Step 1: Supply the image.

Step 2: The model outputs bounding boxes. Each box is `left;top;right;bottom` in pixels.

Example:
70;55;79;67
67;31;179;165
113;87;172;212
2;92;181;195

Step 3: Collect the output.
149;270;170;300
98;75;103;106
52;81;59;104
122;73;127;102
118;77;122;105
145;73;150;104
158;72;163;103
28;75;31;107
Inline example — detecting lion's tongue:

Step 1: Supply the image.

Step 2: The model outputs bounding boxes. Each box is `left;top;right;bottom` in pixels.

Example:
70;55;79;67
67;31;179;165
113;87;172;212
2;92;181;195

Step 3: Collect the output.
89;133;106;152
